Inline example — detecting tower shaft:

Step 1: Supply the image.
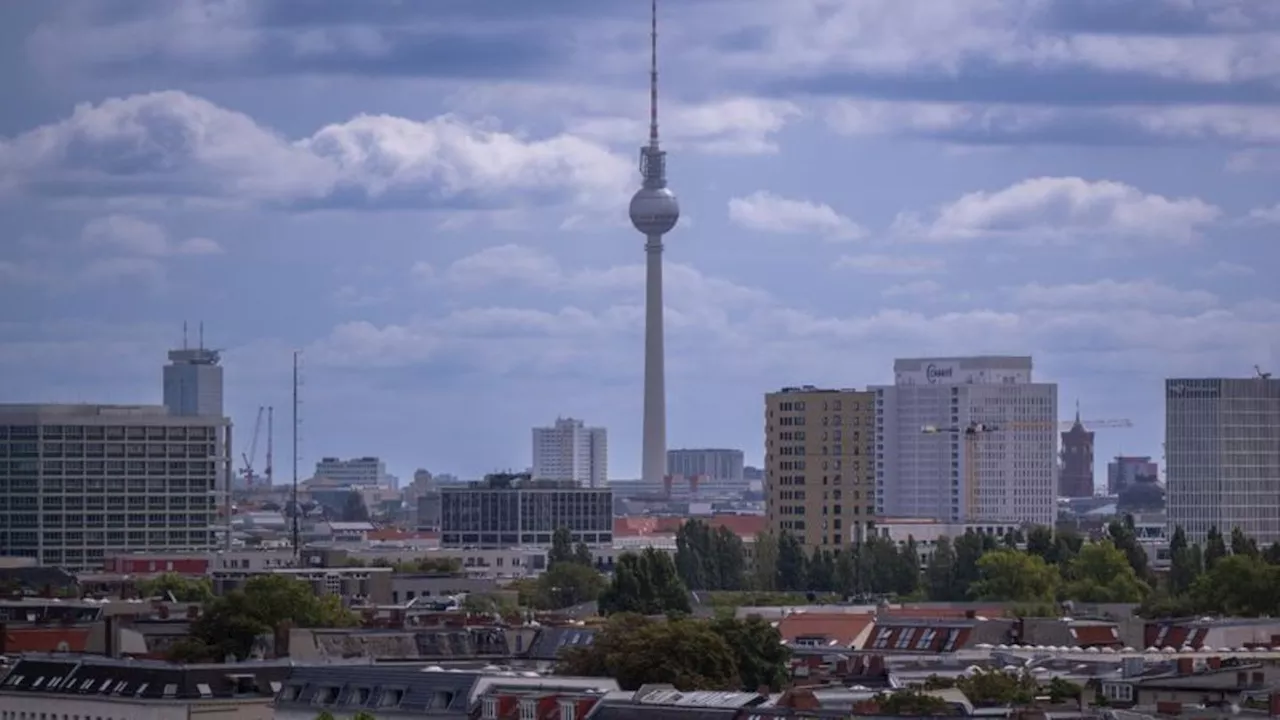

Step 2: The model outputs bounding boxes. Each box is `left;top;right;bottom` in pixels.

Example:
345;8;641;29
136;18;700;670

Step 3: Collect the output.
642;235;667;487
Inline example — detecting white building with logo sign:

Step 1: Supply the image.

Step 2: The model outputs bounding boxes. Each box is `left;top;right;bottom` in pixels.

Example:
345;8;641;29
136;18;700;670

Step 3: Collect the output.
873;356;1058;526
1166;376;1280;544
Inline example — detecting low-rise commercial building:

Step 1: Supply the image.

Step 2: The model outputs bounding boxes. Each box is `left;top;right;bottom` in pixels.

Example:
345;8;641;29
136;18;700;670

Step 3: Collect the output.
440;473;612;549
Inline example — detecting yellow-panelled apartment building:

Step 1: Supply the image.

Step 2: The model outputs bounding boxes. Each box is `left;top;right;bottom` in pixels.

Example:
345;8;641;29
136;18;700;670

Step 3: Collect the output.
764;385;876;550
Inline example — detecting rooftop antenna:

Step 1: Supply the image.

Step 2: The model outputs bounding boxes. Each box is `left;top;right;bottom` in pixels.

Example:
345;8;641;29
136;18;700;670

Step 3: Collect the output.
182;321;188;351
649;0;659;150
1256;365;1272;380
199;321;205;351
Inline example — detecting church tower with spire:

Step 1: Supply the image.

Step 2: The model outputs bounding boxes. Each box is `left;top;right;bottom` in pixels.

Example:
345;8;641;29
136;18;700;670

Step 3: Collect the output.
1059;401;1096;498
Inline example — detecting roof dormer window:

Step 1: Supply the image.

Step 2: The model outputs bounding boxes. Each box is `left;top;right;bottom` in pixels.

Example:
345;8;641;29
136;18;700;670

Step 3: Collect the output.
520;698;538;720
482;696;498;720
560;699;577;720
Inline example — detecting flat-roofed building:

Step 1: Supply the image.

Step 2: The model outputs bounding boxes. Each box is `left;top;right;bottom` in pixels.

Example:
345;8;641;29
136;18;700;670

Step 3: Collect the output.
0;404;228;571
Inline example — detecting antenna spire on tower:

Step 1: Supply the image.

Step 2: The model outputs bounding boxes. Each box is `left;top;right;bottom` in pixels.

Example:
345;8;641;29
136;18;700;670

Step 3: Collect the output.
649;0;660;148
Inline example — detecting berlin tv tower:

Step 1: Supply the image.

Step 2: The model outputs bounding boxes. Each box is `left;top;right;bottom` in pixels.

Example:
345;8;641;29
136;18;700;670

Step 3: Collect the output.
628;0;680;488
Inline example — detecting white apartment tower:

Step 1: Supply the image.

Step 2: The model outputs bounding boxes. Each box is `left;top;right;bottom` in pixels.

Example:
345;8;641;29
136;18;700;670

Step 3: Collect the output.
163;343;223;418
1166;377;1280;544
532;418;608;487
874;356;1058;527
313;456;388;487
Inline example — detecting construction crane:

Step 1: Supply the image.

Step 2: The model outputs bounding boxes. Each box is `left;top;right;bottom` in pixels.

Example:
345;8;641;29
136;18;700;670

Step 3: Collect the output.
240;406;266;490
923;415;1135;518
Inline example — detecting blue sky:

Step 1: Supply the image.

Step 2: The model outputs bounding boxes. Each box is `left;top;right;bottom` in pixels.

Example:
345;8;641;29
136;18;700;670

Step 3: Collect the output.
1;0;1278;484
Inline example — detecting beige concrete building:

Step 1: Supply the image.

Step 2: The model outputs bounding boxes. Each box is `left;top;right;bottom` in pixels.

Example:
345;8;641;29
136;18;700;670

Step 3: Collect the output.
764;386;876;550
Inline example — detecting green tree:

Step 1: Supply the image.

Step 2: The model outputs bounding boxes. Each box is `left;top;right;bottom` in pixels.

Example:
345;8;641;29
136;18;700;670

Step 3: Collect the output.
170;575;357;661
707;616;791;691
834;545;857;597
1062;540;1149;602
752;531;778;591
534;562;606;610
573;542;595;567
674;520;746;591
388;556;463;574
1190;554;1279;616
135;573;213;602
956;668;1038;706
558;614;740;691
1231;527;1259;559
340;490;370;522
775;532;807;592
924;536;959;601
895;537;922;596
806;547;835;592
1025;526;1055;564
1168;526;1200;596
875;689;952;716
1107;516;1150;580
598;548;690;616
1204;526;1228;571
951;531;986;596
712;526;748;591
969;548;1058;603
549;527;575;567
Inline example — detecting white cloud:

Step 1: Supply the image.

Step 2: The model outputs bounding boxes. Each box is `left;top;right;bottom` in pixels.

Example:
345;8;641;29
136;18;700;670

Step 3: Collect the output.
80;257;166;285
893;177;1220;244
81;215;224;257
1011;280;1219;313
728;191;865;241
0;91;631;211
834;254;944;275
565;97;803;156
883;280;943;298
1199;261;1255;278
1248;203;1280;224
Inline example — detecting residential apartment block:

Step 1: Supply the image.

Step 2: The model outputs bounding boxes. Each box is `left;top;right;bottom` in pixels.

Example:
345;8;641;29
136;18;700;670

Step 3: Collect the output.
874;356;1058;527
764;386;876;549
532;417;607;487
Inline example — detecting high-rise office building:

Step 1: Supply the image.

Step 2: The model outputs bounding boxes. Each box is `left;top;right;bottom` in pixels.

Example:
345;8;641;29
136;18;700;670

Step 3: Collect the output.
162;344;223;418
313;456;388;487
532;418;607;487
666;448;745;482
1166;376;1280;544
764;386;876;550
1108;456;1159;495
874;357;1057;527
0;404;227;571
1059;412;1096;498
439;473;613;549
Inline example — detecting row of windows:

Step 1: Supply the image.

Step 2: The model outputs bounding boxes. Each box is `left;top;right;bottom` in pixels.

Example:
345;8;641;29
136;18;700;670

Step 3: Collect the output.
1;424;215;440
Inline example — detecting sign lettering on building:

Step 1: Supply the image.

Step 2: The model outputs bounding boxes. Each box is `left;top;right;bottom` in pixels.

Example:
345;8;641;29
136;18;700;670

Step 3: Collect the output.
1167;380;1222;399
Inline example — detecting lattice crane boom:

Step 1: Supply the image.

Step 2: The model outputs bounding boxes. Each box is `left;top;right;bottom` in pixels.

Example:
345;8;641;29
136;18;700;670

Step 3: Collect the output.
239;405;266;489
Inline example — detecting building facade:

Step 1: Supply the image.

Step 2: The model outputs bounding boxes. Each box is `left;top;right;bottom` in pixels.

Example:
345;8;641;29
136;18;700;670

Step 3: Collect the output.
0;404;227;571
764;386;876;550
1166;377;1280;544
162;346;224;418
874;356;1058;527
531;418;607;487
1109;455;1159;495
439;473;613;548
1059;412;1096;498
314;456;388;487
666;448;745;482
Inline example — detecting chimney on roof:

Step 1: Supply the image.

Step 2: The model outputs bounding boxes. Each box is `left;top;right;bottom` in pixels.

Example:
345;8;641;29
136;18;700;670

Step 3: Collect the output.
1177;657;1194;675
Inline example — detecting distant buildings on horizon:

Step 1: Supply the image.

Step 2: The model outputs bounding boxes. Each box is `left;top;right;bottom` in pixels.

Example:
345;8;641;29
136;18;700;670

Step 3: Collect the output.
532;417;608;488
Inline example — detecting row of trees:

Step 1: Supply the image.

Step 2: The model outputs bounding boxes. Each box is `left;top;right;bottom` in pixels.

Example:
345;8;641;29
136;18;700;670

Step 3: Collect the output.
557;613;789;691
1144;525;1280;617
168;575;357;661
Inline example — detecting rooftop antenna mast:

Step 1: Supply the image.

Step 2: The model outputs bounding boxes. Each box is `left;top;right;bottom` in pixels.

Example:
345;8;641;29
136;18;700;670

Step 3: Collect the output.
182;321;188;351
291;351;302;558
265;406;274;489
1257;365;1272;380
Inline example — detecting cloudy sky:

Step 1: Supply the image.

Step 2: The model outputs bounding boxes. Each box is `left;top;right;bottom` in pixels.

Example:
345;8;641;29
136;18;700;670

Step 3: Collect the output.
1;0;1277;484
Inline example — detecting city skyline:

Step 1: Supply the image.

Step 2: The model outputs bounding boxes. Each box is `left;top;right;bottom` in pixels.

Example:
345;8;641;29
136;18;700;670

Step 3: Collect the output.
2;1;1278;480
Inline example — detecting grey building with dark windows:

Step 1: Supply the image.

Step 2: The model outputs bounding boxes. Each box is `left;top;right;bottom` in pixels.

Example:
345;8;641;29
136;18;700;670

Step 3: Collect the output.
0;404;228;570
439;473;612;549
1166;376;1280;544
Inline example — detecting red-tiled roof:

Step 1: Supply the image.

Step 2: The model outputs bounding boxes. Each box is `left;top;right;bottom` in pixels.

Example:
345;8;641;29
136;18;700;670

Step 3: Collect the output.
1070;623;1121;648
879;606;1004;620
777;612;875;648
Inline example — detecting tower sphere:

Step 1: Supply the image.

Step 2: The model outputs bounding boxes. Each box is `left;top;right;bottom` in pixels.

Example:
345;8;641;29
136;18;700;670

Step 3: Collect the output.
629;186;680;236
